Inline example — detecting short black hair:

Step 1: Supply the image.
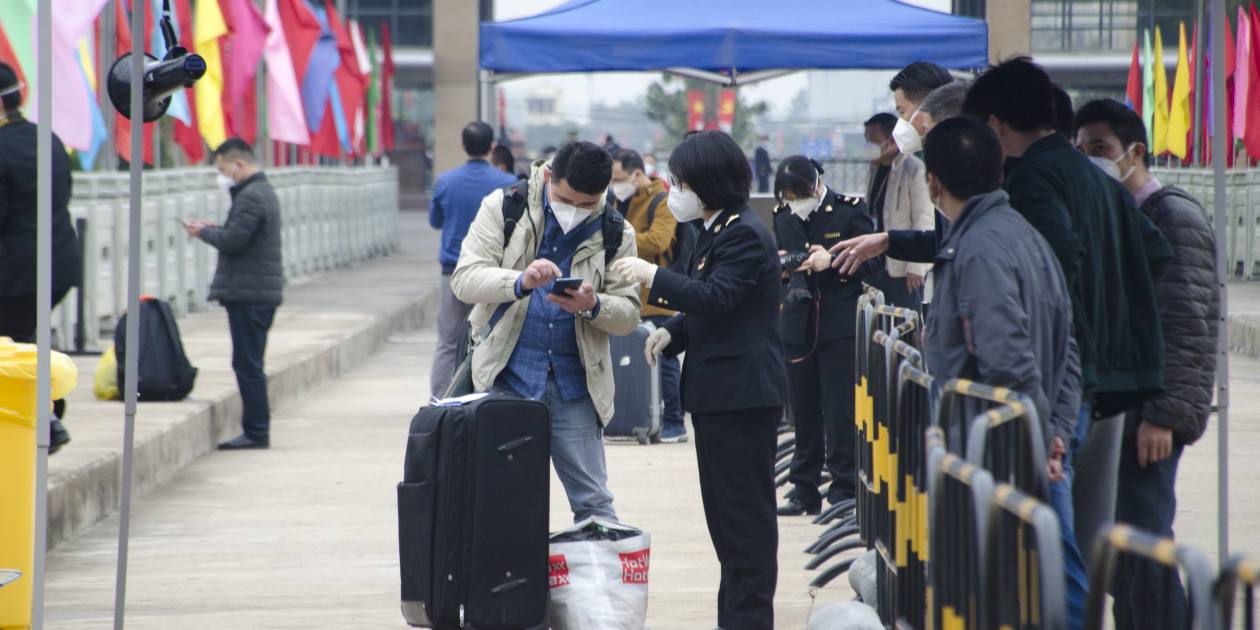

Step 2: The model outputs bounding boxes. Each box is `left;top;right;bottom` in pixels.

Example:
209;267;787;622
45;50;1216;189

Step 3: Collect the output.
1075;98;1152;166
1052;85;1075;139
667;130;750;211
613;149;644;174
864;113;898;138
889;61;954;102
774;155;824;203
213;138;256;163
551;141;612;195
922;117;1004;201
462;122;494;156
963;57;1057;133
0;63;21;112
491;144;515;173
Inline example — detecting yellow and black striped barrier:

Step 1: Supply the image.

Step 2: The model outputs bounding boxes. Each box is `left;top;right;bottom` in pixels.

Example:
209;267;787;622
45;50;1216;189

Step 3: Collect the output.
985;484;1067;630
938;379;1050;502
1083;524;1217;630
1218;555;1260;629
928;436;994;630
892;358;938;629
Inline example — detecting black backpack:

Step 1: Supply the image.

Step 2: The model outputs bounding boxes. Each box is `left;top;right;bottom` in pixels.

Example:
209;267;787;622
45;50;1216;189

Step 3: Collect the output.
608;189;698;273
115;299;198;401
502;181;624;262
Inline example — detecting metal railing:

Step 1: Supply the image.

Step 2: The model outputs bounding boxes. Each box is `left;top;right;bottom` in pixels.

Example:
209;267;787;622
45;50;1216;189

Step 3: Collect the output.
1084;524;1217;630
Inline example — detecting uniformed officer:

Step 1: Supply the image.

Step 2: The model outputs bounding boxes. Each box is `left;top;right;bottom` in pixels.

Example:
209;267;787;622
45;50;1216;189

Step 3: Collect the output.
772;156;880;516
612;130;787;630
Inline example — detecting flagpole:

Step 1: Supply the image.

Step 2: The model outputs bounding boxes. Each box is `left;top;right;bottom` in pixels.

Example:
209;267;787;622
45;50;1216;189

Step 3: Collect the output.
101;1;116;171
1193;0;1206;165
1209;0;1231;567
31;0;54;623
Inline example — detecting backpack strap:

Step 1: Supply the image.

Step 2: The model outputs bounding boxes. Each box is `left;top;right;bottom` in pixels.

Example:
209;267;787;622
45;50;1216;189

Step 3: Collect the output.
501;180;530;245
602;208;625;263
644;191;667;228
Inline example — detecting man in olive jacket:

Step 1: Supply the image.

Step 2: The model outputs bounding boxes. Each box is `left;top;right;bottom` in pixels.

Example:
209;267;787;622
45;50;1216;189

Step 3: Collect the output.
1075;99;1219;630
187;139;284;450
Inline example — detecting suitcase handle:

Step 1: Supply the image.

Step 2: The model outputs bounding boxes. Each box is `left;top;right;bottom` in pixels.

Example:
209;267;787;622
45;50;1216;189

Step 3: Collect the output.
489;577;529;594
496;436;534;453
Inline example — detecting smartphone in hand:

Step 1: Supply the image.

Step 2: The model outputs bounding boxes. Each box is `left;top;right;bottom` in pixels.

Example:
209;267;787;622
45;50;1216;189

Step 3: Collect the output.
549;277;583;296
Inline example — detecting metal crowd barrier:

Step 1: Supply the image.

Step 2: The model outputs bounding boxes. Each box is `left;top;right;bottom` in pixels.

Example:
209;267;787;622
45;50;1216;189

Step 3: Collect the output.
1218;556;1260;629
890;357;938;629
927;428;993;630
938;379;1049;501
1150;167;1259;279
50;166;400;350
985;484;1067;630
1084;524;1217;630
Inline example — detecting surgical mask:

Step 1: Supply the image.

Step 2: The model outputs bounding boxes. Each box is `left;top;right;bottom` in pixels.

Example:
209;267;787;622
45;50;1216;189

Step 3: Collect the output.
644;163;657;177
787;180;823;220
1090;145;1138;182
549;198;592;233
861;142;883;160
892;110;923;154
216;174;236;193
611;180;637;202
668;187;704;223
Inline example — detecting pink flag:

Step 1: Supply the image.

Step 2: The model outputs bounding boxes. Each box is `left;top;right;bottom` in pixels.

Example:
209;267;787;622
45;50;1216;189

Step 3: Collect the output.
264;0;309;144
219;0;270;111
27;0;110;151
1235;6;1251;140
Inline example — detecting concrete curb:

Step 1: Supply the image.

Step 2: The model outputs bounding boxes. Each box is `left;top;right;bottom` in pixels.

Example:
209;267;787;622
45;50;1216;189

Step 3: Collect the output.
1230;314;1260;361
45;286;438;549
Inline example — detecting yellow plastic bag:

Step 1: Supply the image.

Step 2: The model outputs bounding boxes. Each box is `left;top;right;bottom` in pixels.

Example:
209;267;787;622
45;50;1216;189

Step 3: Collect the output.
94;344;121;401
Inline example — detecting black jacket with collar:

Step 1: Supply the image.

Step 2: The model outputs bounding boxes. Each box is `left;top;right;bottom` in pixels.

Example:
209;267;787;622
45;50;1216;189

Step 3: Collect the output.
0;118;81;298
201;172;285;306
649;205;787;415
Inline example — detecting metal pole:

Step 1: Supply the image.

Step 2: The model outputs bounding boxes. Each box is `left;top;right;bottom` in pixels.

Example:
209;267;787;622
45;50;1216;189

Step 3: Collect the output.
113;0;145;625
101;1;116;171
1191;0;1205;165
31;0;54;625
1210;0;1230;565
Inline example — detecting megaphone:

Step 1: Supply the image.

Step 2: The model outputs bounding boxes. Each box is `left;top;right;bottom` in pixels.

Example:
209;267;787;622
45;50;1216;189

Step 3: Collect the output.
107;1;206;122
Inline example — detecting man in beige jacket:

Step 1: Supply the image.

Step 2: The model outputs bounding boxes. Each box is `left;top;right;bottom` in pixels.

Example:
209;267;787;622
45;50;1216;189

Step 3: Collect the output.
451;141;641;522
865;145;934;308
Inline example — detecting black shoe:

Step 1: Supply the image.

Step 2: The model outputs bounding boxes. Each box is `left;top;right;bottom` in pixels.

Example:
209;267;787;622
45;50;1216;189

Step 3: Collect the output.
49;418;70;455
777;497;821;517
218;435;269;450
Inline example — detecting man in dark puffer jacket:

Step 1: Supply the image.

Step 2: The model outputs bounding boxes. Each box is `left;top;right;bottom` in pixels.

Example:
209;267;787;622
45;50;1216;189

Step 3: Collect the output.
1075;100;1219;630
187;138;284;450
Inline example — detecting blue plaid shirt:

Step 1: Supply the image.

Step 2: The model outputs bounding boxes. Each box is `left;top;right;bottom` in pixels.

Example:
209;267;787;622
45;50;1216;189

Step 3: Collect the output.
497;195;602;401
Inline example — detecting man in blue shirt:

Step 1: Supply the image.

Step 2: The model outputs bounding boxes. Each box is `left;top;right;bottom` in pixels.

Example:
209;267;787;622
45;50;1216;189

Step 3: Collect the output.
429;122;518;397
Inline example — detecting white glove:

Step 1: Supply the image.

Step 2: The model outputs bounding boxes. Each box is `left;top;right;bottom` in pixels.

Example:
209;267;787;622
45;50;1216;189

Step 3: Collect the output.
644;327;671;368
610;257;659;288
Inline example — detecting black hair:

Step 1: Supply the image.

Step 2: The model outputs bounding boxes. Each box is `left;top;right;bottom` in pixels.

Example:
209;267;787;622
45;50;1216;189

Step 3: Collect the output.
889;61;954;102
462;121;494;156
1052;85;1075;139
551;141;613;195
613;149;645;174
1075;98;1152;167
213;138;257;163
864;113;898;138
774;156;824;203
491;144;515;173
922;117;1003;201
541;145;558;155
667;130;750;211
963;57;1057;133
0;63;21;112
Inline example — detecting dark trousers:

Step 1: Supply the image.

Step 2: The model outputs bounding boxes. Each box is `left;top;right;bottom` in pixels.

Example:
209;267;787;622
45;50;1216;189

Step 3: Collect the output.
1112;435;1187;630
226;303;276;442
0;288;72;342
867;269;923;311
646;316;684;428
757;174;770;194
786;337;857;506
692;407;779;630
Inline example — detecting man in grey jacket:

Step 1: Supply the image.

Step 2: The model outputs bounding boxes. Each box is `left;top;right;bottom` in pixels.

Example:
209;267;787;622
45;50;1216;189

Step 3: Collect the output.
922;118;1086;624
1075;99;1220;630
187;138;284;450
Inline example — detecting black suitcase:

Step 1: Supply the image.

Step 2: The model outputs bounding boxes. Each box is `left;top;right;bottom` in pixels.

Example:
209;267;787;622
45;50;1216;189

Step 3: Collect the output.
604;322;662;445
398;395;551;628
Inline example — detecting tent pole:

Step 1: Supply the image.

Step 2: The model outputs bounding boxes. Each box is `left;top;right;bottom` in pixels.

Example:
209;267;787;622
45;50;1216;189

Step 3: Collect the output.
31;0;54;623
114;0;145;626
479;70;494;125
1209;0;1230;565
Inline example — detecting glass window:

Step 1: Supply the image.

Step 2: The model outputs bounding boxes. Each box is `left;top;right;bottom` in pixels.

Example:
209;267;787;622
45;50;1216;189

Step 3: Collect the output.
396;14;432;46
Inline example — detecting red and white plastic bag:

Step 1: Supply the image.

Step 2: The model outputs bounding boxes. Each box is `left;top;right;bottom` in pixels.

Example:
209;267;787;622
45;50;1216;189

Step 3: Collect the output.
547;518;651;630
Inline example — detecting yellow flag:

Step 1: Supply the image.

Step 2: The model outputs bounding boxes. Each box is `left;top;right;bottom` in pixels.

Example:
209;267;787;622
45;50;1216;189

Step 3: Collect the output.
1152;26;1171;155
1166;22;1192;159
194;0;229;151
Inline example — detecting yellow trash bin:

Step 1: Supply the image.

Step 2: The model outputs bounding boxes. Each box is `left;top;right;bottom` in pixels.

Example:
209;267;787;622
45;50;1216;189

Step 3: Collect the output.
0;338;78;630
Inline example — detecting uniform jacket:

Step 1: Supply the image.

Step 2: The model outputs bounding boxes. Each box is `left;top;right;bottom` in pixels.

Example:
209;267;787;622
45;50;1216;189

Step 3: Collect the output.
1136;185;1219;445
754;146;773;178
1004;133;1171;416
0;118;81;298
615;177;676;318
649;206;787;415
925;190;1081;447
870;153;934;278
201;172;284;306
450;160;642;424
773;188;880;352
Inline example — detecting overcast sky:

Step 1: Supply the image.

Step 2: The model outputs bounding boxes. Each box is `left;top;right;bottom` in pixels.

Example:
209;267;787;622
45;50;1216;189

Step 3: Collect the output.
493;0;953;122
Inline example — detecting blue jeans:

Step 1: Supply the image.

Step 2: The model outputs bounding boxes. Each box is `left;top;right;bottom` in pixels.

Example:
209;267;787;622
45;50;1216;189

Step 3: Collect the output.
226;304;276;442
647;316;684;430
1045;403;1092;630
496;377;616;523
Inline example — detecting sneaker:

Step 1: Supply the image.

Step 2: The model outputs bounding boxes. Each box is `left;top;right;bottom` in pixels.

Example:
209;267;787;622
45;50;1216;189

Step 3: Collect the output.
659;423;689;444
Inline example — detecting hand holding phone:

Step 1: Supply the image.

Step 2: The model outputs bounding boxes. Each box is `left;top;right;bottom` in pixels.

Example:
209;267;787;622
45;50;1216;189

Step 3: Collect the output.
550;277;583;296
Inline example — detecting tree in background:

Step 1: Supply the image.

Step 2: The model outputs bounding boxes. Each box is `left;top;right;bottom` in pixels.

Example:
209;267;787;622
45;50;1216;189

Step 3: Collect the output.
645;74;768;150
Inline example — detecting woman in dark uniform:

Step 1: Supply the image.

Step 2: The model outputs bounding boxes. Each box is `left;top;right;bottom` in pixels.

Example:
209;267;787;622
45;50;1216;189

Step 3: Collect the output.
611;130;787;630
772;156;880;516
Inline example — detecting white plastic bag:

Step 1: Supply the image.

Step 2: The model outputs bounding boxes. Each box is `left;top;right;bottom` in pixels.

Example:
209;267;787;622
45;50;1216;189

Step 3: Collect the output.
547;517;651;630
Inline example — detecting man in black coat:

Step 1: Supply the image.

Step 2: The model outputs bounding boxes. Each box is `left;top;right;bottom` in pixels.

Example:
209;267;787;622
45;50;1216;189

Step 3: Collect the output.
1075;99;1220;630
753;136;772;194
187;138;284;450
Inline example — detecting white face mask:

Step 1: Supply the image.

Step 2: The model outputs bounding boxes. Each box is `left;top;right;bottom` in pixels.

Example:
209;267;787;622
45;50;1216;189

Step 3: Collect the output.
644;163;657;177
668;187;704;223
217;174;236;193
892;110;923;154
787;179;823;220
1089;145;1138;183
611;180;637;202
861;142;883;161
549;197;593;233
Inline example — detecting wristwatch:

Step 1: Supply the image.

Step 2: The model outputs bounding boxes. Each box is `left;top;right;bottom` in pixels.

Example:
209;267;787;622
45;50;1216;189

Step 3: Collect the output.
578;296;601;320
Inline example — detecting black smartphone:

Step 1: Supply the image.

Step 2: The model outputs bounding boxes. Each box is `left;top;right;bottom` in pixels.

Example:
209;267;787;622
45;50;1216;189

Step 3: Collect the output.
550;277;583;295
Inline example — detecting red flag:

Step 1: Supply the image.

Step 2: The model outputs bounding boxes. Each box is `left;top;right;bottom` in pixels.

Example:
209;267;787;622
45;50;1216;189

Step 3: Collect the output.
115;0;154;165
325;2;365;155
687;89;706;132
380;21;395;152
172;0;204;163
717;89;736;133
1125;39;1142;114
0;22;27;92
1244;5;1260;158
278;0;321;82
219;0;270;143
